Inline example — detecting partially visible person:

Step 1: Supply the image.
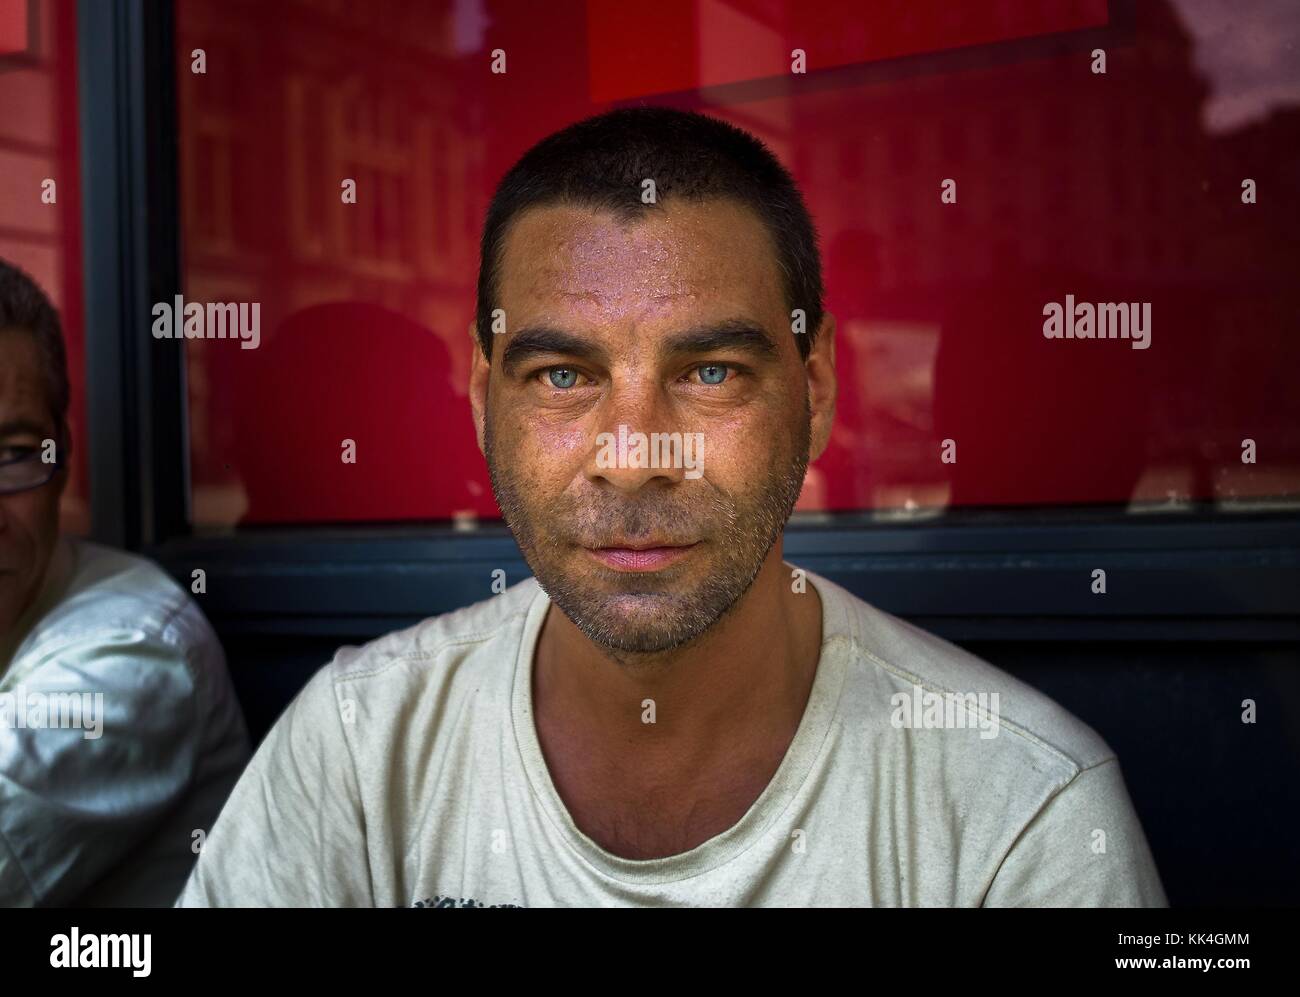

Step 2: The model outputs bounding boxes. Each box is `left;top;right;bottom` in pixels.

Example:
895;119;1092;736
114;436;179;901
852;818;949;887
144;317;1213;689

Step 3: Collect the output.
0;258;251;905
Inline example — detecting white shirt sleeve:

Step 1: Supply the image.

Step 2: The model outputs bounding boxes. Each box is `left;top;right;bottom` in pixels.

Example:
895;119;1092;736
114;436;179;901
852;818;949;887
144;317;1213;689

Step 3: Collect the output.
0;628;200;905
981;757;1168;907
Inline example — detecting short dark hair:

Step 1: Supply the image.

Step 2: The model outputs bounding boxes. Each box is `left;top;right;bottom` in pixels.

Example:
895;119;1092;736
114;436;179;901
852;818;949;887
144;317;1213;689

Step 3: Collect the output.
0;258;70;443
475;106;824;362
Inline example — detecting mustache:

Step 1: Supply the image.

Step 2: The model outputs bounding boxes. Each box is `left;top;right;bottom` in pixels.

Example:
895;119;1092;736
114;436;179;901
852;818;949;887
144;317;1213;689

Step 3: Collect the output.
549;494;733;549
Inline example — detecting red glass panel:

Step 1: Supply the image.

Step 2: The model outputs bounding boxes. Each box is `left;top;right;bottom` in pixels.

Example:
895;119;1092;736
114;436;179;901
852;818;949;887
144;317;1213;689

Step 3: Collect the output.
175;0;1300;527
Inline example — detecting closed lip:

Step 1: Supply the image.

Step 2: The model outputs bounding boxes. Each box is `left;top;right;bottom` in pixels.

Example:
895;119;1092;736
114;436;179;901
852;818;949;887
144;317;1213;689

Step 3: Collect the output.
587;540;694;551
584;542;700;571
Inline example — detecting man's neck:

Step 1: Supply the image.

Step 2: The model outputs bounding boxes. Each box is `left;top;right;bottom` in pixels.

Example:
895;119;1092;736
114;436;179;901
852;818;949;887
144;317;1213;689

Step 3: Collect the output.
532;547;824;784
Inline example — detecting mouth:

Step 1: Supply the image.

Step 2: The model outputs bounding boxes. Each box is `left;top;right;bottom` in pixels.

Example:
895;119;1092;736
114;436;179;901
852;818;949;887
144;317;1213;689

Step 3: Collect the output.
584;541;700;572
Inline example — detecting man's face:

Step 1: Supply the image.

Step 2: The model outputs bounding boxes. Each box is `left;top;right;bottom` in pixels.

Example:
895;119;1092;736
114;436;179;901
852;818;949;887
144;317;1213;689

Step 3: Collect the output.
472;198;824;654
0;328;64;636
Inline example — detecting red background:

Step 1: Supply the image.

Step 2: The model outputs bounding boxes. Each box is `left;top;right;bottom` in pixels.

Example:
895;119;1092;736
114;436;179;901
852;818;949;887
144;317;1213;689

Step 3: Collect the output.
9;1;1298;531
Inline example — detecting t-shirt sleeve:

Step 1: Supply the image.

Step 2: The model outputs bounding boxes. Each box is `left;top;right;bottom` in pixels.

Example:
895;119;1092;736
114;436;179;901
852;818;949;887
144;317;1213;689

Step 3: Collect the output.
0;630;200;906
982;757;1168;907
174;663;373;907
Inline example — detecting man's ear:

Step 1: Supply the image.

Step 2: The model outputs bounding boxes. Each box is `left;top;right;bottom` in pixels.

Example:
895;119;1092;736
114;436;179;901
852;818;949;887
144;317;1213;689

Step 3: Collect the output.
467;320;489;456
806;311;837;464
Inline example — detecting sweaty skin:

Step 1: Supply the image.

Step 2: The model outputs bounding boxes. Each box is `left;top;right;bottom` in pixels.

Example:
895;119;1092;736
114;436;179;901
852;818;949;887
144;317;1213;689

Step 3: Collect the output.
468;198;837;859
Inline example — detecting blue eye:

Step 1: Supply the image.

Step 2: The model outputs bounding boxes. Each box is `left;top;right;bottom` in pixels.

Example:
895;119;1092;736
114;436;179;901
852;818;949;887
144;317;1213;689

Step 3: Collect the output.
698;364;728;385
548;368;579;389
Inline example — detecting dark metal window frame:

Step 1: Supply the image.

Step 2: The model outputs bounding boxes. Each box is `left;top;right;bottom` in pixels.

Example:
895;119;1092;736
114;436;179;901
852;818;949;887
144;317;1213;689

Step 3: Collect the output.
76;0;1300;643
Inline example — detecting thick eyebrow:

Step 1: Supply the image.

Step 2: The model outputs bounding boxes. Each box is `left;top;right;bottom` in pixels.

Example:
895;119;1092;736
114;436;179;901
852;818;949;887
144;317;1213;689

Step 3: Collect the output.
0;418;51;439
500;326;611;375
501;318;780;376
661;319;780;361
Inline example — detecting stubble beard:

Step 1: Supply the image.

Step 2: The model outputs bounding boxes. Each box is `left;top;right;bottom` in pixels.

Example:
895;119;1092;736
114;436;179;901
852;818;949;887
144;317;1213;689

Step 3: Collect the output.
485;400;811;656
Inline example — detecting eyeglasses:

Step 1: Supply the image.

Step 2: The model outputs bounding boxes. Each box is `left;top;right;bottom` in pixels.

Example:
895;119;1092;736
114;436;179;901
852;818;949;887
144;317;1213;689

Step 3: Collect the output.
0;448;63;496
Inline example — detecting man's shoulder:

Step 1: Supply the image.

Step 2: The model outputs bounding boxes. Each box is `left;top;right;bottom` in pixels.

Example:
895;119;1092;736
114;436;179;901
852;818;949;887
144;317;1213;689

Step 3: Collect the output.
808;568;1115;779
307;575;542;706
27;538;214;656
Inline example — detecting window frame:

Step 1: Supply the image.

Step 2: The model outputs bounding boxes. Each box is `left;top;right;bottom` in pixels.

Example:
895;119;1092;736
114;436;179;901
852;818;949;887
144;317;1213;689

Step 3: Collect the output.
77;0;1300;643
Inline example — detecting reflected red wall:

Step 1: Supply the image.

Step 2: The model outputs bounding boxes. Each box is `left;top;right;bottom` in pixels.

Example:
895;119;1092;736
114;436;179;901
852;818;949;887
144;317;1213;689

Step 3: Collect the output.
176;0;1300;527
0;0;87;534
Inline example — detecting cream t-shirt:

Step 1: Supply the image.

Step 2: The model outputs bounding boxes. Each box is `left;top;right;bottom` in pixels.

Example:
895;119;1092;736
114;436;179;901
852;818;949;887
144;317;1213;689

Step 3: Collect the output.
176;568;1167;907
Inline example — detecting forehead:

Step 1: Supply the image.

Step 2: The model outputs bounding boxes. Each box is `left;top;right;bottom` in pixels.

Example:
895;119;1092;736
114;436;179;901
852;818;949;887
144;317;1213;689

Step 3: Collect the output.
497;199;786;328
0;329;51;420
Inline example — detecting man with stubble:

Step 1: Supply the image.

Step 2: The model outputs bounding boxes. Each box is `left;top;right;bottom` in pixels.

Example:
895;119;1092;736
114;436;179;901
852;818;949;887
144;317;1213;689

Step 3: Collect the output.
179;107;1166;907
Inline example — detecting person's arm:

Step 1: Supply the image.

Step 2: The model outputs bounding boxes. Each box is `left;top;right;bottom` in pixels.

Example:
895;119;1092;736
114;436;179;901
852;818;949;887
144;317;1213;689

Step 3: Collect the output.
0;630;200;906
175;664;373;907
982;757;1168;907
